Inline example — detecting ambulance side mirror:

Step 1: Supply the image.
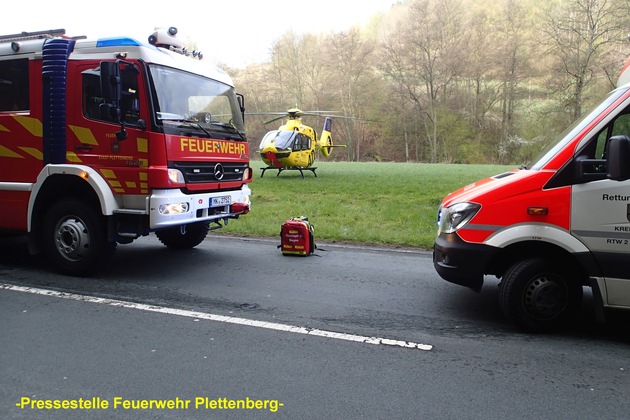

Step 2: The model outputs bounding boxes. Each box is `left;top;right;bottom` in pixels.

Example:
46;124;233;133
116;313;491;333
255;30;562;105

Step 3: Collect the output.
607;135;630;181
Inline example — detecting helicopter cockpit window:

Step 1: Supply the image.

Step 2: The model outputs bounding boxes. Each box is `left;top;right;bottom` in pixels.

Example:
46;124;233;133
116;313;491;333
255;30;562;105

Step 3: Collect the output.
259;130;297;150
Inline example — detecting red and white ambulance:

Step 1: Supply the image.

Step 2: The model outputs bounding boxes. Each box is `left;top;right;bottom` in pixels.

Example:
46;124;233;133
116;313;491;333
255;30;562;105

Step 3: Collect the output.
0;28;252;275
434;62;630;331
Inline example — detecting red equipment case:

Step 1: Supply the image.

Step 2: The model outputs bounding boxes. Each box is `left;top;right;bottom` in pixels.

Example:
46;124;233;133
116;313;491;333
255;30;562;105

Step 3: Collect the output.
280;217;315;256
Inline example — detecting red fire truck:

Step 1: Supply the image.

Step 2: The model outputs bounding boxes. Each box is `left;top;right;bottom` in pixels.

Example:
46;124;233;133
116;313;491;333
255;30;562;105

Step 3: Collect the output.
0;27;252;275
434;62;630;332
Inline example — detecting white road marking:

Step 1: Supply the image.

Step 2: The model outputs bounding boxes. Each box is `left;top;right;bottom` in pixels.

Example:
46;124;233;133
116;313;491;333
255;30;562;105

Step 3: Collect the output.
1;284;433;351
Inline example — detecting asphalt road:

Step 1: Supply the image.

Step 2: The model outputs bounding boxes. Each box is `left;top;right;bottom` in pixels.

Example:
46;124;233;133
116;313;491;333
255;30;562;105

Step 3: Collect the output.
1;234;629;419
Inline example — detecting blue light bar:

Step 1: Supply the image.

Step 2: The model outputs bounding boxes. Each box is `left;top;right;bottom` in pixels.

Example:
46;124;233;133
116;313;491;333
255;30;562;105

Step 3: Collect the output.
96;37;142;48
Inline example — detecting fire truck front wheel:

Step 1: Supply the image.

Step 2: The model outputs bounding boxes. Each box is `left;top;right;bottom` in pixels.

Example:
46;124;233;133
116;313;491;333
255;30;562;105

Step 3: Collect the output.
155;222;210;249
43;199;112;276
499;258;583;332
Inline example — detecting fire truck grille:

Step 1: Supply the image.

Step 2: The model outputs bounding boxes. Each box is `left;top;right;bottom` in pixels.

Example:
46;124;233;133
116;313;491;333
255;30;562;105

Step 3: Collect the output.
171;161;248;183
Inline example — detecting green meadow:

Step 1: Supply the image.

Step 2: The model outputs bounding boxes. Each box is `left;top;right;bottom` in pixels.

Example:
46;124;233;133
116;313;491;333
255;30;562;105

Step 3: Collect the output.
218;161;513;250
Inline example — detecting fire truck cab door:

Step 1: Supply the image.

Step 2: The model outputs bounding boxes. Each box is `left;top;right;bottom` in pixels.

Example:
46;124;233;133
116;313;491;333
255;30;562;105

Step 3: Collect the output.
571;110;630;308
68;62;150;196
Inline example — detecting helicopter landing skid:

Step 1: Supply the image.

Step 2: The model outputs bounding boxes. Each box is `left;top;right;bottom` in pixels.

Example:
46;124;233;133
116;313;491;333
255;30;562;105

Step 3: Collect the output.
260;166;317;178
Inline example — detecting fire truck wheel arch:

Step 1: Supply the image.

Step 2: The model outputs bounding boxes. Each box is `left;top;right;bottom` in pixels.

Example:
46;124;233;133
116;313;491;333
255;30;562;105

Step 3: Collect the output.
28;165;119;231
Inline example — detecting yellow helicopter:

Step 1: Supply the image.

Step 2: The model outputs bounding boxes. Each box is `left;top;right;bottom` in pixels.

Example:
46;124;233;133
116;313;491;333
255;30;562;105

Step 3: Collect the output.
256;108;346;177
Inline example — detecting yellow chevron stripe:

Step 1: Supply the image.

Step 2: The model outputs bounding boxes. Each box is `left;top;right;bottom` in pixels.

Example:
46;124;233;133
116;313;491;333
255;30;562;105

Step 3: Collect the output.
0;144;23;158
101;169;116;179
66;151;83;163
13;116;42;137
69;125;99;145
19;147;43;160
137;137;148;153
0;123;9;132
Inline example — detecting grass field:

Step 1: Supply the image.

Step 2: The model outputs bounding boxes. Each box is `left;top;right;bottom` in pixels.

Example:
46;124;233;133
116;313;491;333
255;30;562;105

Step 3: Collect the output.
218;161;513;250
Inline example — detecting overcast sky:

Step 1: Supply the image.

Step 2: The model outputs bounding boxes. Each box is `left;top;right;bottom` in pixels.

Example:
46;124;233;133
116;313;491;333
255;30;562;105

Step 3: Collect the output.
4;0;398;67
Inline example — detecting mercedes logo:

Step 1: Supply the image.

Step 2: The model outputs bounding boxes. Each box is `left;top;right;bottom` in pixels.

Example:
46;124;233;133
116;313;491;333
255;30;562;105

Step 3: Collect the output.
214;163;225;180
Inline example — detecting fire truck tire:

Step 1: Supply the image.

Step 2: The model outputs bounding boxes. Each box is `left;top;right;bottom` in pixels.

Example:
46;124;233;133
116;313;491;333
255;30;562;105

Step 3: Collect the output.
43;199;112;276
155;222;209;249
498;258;582;332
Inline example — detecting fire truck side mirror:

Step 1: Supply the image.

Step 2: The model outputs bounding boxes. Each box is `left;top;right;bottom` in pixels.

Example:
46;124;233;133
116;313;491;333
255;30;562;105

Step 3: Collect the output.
607;135;630;181
100;61;120;107
237;93;245;122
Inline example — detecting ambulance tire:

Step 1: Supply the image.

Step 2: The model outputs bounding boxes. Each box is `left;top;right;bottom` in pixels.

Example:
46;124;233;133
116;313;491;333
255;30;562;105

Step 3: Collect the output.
499;258;582;333
43;198;112;276
156;222;209;249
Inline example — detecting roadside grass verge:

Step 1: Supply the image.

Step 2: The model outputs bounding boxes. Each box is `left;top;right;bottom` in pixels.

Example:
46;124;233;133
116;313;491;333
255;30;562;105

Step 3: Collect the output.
217;161;513;250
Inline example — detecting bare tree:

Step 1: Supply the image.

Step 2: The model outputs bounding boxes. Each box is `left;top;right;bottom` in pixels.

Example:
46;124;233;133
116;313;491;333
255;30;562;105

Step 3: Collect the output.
495;0;535;163
381;0;468;163
270;32;307;107
542;0;630;120
325;29;375;161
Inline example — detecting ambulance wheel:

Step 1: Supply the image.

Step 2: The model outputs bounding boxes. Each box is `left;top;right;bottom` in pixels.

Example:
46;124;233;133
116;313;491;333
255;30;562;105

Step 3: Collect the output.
43;199;111;276
499;258;582;332
156;222;209;249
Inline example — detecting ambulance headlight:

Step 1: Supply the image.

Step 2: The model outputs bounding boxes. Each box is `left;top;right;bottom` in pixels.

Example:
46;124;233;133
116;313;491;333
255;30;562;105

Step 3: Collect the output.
159;202;189;215
437;202;481;234
168;169;185;184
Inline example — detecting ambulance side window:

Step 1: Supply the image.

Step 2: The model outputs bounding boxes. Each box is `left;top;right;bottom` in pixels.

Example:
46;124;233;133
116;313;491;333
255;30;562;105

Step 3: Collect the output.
593;111;630;159
609;111;630;141
577;109;630;178
0;59;29;112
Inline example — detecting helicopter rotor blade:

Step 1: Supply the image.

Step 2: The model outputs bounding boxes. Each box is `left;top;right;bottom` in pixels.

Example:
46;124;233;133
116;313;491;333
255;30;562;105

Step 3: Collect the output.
248;108;369;126
263;115;289;125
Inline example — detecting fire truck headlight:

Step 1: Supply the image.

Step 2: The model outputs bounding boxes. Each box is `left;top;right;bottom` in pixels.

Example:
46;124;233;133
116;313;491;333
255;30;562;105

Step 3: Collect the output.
159;202;190;215
438;202;481;235
168;169;185;184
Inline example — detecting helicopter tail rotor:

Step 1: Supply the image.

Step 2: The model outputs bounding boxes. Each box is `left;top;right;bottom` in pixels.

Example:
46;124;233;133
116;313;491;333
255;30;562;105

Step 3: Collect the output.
318;117;333;157
317;117;346;157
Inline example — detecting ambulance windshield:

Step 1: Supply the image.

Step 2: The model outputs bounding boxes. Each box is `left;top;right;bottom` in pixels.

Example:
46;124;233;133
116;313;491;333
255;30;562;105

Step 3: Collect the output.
528;88;627;170
148;64;245;139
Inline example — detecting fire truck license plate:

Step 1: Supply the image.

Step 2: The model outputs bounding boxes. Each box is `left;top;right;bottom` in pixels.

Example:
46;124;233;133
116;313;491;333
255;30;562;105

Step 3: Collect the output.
211;196;231;206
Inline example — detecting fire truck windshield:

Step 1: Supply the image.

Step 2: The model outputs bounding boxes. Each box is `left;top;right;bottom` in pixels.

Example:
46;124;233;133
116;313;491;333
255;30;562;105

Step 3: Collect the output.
148;64;245;139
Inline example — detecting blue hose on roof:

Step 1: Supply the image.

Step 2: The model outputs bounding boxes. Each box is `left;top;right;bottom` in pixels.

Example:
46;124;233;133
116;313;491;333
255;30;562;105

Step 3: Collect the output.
42;38;75;164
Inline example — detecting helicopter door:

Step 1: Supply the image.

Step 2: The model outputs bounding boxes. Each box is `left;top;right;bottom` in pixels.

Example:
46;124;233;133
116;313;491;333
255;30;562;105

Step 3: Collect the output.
292;133;309;151
291;133;311;167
